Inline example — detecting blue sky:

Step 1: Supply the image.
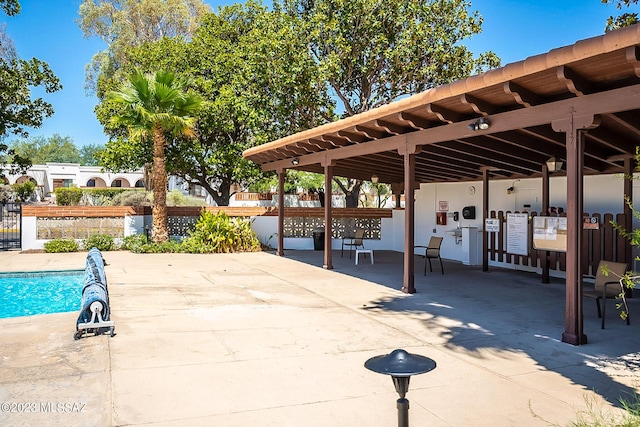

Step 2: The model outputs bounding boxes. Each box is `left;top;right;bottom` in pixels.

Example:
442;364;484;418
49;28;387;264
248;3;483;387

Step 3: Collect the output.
2;0;627;147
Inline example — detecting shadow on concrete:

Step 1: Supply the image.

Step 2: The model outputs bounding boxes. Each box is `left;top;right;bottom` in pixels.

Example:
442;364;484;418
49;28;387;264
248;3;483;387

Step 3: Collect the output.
284;249;640;408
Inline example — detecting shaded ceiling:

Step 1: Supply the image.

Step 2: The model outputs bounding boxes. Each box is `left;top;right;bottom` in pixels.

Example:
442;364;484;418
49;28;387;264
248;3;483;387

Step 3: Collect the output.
244;25;640;184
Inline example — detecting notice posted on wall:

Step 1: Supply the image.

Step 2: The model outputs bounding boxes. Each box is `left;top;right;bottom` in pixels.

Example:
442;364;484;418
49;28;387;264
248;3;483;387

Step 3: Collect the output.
532;216;567;252
506;213;529;256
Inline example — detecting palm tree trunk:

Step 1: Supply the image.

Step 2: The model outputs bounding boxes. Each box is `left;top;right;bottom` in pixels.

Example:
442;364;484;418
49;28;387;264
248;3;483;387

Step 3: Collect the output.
152;126;169;242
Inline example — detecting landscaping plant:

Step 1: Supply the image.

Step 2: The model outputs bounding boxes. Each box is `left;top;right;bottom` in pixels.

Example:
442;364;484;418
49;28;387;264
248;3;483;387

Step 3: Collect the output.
82;234;115;252
43;238;79;253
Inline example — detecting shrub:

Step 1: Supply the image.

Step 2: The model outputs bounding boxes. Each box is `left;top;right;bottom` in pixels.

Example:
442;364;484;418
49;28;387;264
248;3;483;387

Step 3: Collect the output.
44;238;79;253
55;187;83;206
112;190;151;206
121;234;148;252
166;189;206;207
82;234;115;252
12;181;35;202
181;210;261;253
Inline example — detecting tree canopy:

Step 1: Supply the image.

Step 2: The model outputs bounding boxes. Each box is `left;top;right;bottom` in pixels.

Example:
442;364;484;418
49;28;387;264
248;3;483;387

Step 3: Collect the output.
77;0;210;94
279;0;500;206
10;135;80;164
0;0;19;16
96;1;331;205
280;0;500;116
602;0;639;31
86;0;499;207
8;135;103;165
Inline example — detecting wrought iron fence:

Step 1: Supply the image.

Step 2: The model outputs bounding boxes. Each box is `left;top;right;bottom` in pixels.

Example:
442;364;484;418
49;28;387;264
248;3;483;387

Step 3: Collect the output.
0;203;21;251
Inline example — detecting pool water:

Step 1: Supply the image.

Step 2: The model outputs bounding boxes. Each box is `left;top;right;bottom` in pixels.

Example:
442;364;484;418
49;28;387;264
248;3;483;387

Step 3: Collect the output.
0;270;85;319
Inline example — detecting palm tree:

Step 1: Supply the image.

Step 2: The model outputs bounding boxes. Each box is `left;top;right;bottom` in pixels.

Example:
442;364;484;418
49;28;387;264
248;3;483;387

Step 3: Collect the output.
108;69;202;242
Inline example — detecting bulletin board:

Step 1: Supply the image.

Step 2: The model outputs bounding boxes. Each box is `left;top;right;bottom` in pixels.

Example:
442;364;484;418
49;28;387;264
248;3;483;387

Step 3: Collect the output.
532;216;567;252
506;213;529;256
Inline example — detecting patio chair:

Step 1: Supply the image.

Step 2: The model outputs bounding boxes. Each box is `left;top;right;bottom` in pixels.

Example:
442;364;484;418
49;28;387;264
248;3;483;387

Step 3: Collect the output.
415;236;444;275
583;260;630;329
342;228;365;259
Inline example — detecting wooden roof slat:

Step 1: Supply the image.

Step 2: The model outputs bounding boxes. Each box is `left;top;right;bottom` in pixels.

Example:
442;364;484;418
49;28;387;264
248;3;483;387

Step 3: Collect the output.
461;93;497;116
626;45;640;77
503;81;543;107
398;112;432;130
556;65;592;96
425;103;460;123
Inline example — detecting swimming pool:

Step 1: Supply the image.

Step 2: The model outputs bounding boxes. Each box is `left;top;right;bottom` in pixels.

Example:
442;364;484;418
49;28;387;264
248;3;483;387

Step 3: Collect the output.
0;270;84;319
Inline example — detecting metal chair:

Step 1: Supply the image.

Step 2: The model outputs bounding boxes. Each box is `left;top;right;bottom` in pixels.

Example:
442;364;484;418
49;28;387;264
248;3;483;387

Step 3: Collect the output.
583;261;630;329
415;236;444;275
342;228;365;259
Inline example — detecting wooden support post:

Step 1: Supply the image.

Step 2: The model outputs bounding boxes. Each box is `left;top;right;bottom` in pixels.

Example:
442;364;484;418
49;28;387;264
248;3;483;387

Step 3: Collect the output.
482;168;489;272
399;144;420;293
624;156;633;269
277;169;285;257
541;164;550;283
553;113;598;345
323;159;334;270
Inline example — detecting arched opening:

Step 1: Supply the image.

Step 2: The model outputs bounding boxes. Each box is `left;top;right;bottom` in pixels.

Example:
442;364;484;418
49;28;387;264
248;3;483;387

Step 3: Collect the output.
135;179;146;188
111;178;131;188
86;177;107;188
16;175;37;185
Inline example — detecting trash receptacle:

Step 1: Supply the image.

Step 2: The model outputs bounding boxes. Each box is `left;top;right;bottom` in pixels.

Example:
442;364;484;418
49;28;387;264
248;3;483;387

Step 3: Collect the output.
312;227;325;250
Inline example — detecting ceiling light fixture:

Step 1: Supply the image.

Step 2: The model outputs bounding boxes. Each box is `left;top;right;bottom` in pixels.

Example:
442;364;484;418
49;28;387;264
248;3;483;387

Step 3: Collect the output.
291;158;300;165
468;118;490;131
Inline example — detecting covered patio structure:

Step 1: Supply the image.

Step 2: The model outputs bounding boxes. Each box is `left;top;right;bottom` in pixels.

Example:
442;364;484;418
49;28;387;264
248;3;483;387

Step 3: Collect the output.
243;24;640;345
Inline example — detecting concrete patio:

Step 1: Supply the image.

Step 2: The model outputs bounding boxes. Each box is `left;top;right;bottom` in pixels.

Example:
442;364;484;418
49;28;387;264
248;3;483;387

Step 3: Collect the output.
0;249;638;426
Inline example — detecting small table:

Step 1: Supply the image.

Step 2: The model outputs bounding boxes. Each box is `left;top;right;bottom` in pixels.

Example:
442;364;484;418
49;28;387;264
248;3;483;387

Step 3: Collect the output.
355;249;374;265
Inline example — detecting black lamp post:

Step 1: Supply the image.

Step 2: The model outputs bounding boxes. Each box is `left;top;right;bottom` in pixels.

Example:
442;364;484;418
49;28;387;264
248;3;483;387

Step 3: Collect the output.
365;349;436;427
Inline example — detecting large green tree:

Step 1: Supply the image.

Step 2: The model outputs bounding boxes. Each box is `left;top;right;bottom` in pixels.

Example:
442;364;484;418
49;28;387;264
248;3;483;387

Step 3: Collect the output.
602;0;639;31
79;143;104;166
108;69;202;242
77;0;210;95
98;1;331;205
10;134;81;164
280;0;500;207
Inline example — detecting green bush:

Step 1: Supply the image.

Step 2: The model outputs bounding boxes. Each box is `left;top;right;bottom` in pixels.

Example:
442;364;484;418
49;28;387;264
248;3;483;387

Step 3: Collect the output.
121;234;149;252
112;190;152;206
44;238;79;253
181;210;260;253
120;211;261;254
12;181;35;202
166;189;207;207
82;234;115;252
55;187;83;206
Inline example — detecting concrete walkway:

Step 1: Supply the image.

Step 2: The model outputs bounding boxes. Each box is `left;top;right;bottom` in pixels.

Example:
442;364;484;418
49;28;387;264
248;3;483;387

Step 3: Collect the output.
0;250;638;426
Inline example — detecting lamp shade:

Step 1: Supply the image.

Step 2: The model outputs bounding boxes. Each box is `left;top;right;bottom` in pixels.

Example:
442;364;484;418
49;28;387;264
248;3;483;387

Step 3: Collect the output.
546;157;563;172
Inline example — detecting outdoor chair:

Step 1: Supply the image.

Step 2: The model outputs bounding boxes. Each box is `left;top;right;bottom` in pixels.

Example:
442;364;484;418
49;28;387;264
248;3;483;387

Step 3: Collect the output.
583;260;630;329
342;228;365;259
415;236;444;275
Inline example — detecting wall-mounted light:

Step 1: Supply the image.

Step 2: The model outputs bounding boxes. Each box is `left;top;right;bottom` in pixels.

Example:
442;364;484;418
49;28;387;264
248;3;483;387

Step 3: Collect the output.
291;158;300;165
371;174;379;184
546;156;563;173
468;118;490;131
507;186;514;195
